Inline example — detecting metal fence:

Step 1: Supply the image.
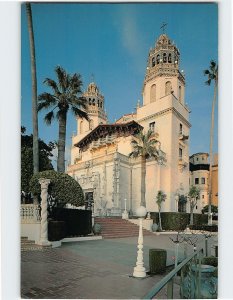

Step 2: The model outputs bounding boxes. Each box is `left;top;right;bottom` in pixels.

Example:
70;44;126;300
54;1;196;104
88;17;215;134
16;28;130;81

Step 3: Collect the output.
143;248;204;299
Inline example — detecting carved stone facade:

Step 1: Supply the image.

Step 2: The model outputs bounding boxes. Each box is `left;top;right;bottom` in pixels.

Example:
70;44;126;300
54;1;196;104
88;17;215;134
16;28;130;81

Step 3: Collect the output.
67;33;192;216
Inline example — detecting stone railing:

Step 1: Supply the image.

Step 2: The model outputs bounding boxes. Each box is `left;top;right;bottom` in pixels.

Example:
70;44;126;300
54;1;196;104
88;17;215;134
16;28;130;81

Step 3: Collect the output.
20;204;41;223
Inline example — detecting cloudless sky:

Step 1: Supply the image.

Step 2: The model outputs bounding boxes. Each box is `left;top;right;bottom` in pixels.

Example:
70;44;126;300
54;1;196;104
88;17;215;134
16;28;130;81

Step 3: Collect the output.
21;2;218;164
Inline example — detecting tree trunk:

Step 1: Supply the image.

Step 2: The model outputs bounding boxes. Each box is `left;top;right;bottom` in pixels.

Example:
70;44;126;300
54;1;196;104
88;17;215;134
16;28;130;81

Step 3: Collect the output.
190;207;194;225
26;3;39;174
208;83;218;225
57;113;67;172
158;210;162;231
140;156;146;207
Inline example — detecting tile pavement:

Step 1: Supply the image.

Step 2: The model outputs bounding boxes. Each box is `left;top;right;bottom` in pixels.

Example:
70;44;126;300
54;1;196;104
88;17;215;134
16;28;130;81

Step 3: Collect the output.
21;234;216;299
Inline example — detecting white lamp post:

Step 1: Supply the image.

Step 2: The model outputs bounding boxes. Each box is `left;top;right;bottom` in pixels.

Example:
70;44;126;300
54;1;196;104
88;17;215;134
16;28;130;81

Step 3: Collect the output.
133;206;147;278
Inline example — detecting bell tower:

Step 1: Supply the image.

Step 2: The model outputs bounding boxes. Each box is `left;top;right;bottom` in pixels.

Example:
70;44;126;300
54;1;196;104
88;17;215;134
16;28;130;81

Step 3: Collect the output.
143;34;185;106
77;82;107;136
136;32;191;212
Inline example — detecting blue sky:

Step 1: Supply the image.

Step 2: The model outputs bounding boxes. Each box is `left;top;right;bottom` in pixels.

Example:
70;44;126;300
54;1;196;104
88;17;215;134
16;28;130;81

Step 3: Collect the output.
21;2;218;164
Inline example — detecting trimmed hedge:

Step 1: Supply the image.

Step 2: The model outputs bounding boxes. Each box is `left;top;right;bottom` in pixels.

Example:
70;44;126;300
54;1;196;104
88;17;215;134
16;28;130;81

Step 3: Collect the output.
189;224;218;232
150;212;208;231
52;208;92;237
202;256;218;267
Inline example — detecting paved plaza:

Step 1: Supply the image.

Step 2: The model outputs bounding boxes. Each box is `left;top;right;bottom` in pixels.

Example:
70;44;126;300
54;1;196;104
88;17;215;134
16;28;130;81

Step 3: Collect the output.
21;234;217;299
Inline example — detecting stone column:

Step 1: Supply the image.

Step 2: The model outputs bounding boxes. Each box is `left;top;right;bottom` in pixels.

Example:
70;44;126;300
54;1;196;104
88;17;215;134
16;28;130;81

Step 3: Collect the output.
37;178;51;246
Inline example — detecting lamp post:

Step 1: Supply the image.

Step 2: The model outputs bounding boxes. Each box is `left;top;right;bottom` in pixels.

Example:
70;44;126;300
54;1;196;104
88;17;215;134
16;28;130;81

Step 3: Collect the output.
175;194;179;212
133;206;147;278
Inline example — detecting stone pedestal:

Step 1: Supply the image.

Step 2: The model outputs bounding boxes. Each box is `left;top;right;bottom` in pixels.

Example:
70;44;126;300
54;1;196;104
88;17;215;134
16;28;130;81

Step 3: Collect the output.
122;211;129;219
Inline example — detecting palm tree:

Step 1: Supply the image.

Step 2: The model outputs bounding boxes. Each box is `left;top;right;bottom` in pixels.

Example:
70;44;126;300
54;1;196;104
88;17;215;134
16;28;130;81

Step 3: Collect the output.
188;186;200;225
129;130;163;207
156;190;166;231
26;3;39;174
204;60;218;225
38;66;88;172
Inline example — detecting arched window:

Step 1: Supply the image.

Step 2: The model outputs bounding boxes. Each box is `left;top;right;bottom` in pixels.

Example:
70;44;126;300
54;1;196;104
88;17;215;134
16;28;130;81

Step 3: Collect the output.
178;86;182;102
168;53;172;63
97;99;99;107
165;81;172;95
156;54;160;64
163;53;167;63
80;121;83;134
152;57;155;67
150;84;156;103
92;99;95;106
89;119;94;130
89;98;92;105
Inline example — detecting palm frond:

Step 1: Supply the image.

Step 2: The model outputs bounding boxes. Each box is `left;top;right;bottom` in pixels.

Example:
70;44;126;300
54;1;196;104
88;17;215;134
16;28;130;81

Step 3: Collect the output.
70;96;87;110
43;78;60;94
71;106;89;120
55;66;67;92
44;111;55;125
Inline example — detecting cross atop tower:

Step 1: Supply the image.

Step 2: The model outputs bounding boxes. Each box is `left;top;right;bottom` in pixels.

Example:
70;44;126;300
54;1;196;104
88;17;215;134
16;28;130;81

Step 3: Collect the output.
90;73;95;83
160;22;167;34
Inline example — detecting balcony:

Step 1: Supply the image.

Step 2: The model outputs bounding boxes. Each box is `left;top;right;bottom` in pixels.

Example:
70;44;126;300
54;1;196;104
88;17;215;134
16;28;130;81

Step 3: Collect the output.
179;132;189;141
178;156;188;171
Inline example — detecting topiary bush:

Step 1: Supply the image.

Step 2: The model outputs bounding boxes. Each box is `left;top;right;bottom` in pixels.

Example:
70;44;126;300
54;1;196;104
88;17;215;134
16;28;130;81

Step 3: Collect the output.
29;170;84;214
149;249;167;274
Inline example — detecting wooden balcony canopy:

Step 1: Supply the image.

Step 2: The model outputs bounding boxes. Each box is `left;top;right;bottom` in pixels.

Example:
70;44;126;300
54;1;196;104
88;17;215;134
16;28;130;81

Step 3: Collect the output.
75;120;143;150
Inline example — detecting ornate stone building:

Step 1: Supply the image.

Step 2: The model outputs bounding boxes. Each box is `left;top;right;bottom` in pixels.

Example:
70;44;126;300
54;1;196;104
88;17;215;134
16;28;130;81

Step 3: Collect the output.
67;33;191;216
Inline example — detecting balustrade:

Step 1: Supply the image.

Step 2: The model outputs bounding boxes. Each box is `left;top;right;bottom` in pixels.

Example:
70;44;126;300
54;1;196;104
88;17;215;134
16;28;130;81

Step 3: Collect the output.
20;204;41;223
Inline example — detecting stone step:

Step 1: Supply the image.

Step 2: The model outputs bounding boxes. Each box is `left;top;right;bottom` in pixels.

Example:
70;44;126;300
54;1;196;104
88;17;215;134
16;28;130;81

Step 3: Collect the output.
94;217;153;239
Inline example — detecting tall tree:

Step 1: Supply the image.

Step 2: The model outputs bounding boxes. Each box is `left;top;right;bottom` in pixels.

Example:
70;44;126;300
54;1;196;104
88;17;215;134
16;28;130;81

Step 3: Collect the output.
38;66;88;172
156;190;166;231
204;60;218;225
26;2;39;174
129;130;164;207
21;127;54;202
188;186;200;225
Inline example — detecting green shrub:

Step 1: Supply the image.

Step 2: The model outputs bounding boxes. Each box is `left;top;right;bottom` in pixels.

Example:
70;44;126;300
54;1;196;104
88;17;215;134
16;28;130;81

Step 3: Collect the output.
29;170;84;209
202;256;218;267
150;212;208;231
149;249;167;274
189;224;218;232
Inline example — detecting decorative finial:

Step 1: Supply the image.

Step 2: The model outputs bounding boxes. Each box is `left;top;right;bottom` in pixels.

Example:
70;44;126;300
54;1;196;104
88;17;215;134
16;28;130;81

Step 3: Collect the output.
160;22;167;34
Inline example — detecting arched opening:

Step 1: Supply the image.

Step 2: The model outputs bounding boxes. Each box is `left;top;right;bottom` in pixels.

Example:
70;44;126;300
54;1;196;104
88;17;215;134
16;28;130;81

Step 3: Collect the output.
150;84;156;103
89;119;94;130
156;54;160;64
165;81;172;95
89;98;92;105
92;98;95;106
80;121;83;134
152;57;155;67
168;53;172;63
163;53;167;63
178;86;182;102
